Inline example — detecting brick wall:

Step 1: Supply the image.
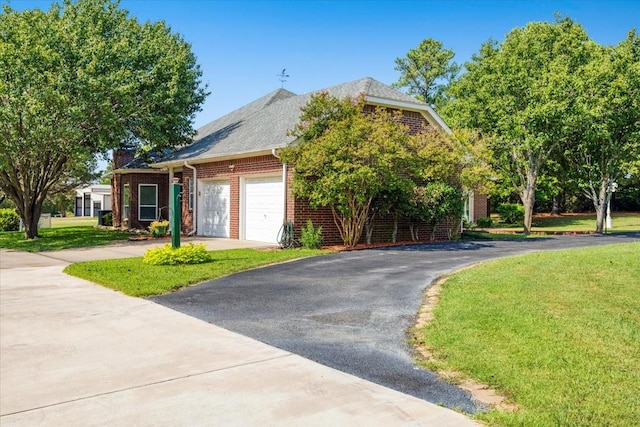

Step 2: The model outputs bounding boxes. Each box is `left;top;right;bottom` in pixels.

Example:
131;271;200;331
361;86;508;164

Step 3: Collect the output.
363;105;432;134
180;155;285;239
473;193;490;221
113;149;135;169
291;199;459;246
112;172;169;230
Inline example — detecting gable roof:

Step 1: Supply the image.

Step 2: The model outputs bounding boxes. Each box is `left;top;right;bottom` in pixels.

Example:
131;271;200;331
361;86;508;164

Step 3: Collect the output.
153;77;450;167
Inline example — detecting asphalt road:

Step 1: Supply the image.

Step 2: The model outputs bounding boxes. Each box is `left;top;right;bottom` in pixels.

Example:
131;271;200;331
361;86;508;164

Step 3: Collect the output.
150;233;639;414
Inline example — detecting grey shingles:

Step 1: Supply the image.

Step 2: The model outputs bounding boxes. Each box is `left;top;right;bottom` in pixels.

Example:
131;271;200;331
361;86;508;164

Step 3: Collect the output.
154;77;429;166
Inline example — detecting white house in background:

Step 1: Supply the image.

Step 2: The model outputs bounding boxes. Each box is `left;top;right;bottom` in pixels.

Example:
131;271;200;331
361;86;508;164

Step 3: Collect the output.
74;185;112;217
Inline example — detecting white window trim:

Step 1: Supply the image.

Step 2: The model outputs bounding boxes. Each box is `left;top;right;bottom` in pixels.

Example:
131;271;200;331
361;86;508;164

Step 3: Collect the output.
138;184;158;221
188;178;194;210
123;184;130;221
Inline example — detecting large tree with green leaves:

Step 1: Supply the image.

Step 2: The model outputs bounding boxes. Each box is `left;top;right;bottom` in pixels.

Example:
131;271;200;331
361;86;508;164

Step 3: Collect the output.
443;17;595;234
392;38;460;109
405;128;494;239
566;30;640;233
0;0;207;238
281;93;414;247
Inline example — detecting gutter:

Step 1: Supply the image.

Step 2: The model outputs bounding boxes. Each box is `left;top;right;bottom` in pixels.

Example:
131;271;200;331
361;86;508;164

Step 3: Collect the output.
272;148;288;224
184;161;197;236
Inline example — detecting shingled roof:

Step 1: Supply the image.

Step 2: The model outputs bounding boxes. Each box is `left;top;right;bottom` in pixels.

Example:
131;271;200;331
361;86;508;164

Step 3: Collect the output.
153;77;445;167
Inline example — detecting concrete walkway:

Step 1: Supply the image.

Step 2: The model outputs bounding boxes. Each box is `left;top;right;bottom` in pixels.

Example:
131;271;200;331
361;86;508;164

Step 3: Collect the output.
0;239;478;426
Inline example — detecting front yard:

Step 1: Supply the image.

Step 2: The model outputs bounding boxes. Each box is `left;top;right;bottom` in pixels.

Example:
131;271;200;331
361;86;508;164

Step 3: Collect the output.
64;248;329;297
0;226;130;252
417;242;640;426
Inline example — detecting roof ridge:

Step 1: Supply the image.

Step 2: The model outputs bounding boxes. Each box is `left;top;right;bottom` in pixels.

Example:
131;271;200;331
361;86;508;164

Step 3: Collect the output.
264;88;297;107
362;77;373;94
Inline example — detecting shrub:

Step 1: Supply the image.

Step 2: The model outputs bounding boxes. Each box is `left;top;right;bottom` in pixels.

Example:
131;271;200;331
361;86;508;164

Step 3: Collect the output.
497;203;525;225
143;243;212;265
299;219;323;249
476;217;493;228
0;209;20;232
102;212;113;226
149;220;169;237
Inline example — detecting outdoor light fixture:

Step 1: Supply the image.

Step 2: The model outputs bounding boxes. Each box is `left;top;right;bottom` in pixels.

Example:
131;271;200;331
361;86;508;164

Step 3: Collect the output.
228;164;235;171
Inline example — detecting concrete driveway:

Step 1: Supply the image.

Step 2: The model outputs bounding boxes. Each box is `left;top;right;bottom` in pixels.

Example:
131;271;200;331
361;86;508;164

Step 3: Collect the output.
150;232;640;414
0;238;479;426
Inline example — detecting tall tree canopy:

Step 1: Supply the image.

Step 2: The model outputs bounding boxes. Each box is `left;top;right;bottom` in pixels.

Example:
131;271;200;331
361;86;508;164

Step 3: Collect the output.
392;38;460;109
443;17;595;234
0;0;208;238
566;30;640;232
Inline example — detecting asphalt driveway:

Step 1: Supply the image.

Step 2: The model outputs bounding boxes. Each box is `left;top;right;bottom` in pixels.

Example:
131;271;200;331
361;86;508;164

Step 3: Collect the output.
150;233;639;414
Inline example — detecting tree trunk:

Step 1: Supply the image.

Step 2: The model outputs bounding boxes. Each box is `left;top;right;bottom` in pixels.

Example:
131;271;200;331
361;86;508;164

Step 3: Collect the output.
19;196;43;239
365;213;375;245
551;195;561;215
409;223;419;241
592;180;609;234
520;169;538;235
23;211;40;239
392;214;398;243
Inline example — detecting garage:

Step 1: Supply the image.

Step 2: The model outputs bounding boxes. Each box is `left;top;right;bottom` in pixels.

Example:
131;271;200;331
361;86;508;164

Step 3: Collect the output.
243;176;284;243
198;180;230;237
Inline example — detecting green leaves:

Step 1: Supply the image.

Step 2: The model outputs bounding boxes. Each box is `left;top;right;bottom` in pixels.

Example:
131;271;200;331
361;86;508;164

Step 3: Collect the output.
392;38;460;108
443;17;599;233
281;93;415;246
0;0;208;238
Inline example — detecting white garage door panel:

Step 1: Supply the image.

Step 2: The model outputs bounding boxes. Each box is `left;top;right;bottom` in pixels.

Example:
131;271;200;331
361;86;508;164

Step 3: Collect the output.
245;176;283;243
199;181;230;237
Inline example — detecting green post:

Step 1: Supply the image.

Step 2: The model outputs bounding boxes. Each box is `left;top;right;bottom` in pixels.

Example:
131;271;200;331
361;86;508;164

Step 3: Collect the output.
170;180;181;248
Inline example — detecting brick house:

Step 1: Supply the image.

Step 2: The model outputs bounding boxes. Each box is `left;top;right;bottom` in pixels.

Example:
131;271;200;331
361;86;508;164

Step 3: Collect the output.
111;77;489;244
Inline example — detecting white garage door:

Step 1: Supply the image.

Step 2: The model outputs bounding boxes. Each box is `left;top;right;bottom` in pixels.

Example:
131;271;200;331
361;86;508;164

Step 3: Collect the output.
199;180;230;237
244;176;283;243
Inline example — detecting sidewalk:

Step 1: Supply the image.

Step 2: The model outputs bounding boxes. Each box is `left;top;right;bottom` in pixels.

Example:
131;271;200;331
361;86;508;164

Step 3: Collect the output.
0;237;275;267
0;240;479;426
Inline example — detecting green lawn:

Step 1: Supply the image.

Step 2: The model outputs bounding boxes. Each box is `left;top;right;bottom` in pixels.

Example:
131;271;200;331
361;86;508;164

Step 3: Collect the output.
0;226;129;252
418;242;640;426
51;216;99;228
531;212;640;232
486;212;640;233
64;248;329;296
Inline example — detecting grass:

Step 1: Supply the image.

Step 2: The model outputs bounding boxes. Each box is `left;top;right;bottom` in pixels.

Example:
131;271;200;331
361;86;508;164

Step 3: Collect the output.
0;226;129;252
489;212;640;233
64;248;329;296
51;216;99;228
462;231;529;240
531;212;640;232
418;242;640;426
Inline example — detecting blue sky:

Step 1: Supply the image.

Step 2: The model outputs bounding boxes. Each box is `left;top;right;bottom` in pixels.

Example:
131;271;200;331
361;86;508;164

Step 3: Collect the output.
6;0;640;129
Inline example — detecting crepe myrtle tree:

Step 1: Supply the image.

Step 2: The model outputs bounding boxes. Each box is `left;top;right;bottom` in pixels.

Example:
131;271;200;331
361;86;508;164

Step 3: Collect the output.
281;92;414;247
0;0;208;238
404;128;494;239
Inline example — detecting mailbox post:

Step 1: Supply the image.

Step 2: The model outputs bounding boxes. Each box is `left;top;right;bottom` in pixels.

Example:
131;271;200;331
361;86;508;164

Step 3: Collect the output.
170;179;181;248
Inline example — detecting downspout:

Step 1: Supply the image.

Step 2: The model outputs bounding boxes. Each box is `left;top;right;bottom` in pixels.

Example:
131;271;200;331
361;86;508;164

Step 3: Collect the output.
272;148;287;224
184;161;197;236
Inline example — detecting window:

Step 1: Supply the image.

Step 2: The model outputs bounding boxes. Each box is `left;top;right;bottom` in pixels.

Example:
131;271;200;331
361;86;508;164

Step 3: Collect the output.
188;178;194;210
139;184;157;221
123;184;130;221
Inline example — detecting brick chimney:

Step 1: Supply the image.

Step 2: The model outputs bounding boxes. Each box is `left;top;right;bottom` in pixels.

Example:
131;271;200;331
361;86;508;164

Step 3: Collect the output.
113;149;135;169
